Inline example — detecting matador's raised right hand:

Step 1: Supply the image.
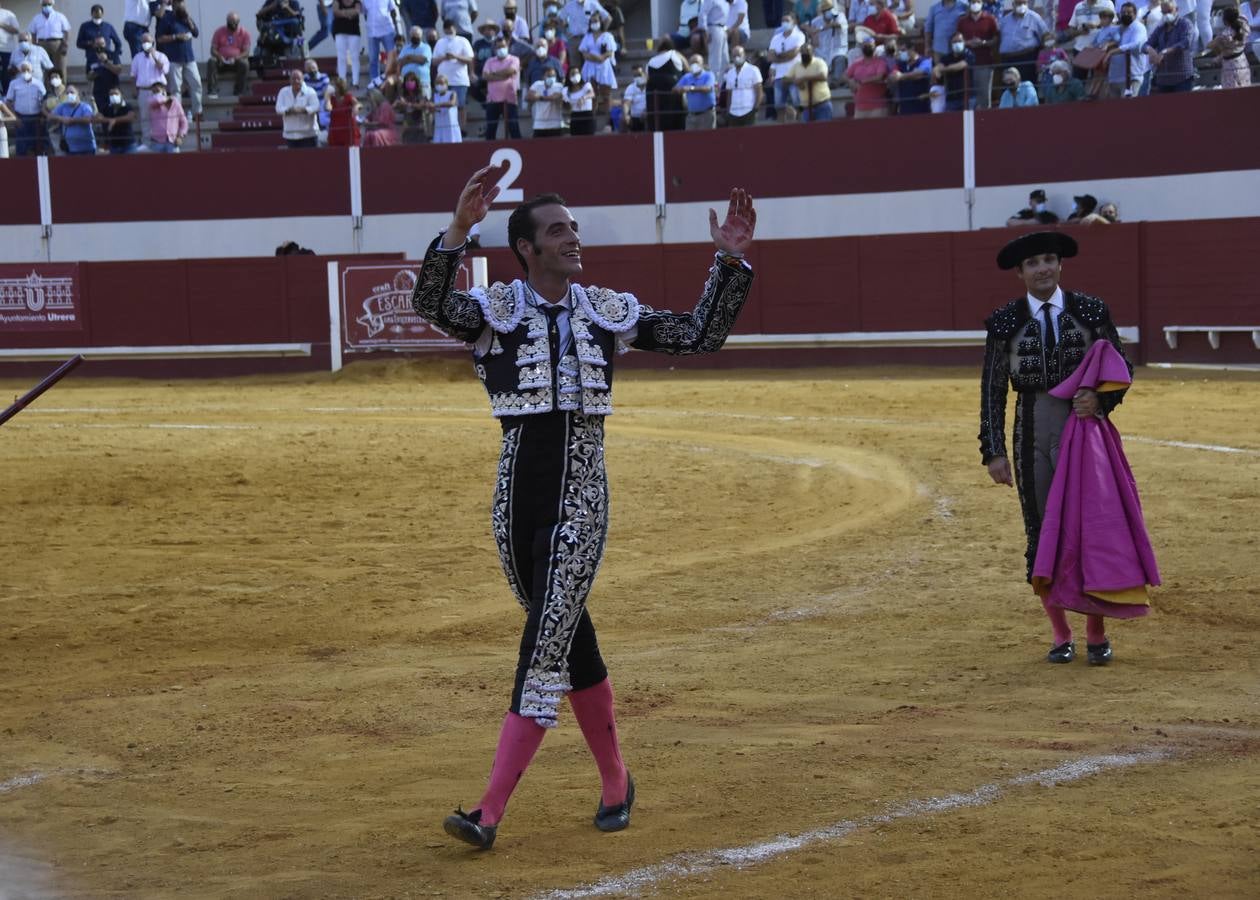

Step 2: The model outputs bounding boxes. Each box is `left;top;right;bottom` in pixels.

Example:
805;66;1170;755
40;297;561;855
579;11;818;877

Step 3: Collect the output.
446;161;510;246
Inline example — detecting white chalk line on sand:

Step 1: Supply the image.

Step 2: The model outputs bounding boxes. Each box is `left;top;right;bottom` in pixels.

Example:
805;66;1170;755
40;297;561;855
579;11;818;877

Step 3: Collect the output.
535;749;1169;900
0;772;46;794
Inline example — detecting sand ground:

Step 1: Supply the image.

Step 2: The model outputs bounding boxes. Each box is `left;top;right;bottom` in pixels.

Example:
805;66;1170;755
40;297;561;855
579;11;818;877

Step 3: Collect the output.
1;361;1258;899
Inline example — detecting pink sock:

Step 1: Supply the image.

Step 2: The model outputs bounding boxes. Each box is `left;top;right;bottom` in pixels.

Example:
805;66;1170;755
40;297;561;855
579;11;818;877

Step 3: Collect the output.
1042;601;1073;645
476;712;546;826
568;678;629;806
1086;614;1107;644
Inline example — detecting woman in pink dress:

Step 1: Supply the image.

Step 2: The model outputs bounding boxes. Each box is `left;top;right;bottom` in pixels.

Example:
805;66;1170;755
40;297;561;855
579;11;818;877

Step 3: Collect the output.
362;86;400;147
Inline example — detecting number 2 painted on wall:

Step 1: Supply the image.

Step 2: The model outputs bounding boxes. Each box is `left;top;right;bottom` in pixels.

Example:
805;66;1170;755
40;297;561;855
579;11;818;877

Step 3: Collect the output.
489;148;524;204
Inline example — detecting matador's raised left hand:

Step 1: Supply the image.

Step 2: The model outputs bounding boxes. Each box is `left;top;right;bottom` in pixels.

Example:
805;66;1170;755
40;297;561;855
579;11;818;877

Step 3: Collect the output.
710;188;757;257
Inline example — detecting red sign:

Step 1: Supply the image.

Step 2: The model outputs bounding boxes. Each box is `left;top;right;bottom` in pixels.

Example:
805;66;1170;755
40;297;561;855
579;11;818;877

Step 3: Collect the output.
340;260;484;352
0;264;83;332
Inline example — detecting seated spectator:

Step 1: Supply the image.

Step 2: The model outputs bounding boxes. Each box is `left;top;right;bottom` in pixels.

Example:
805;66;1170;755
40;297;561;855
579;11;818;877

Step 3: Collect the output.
789;42;832;120
863;0;902;37
722;45;761;126
75;4;122;66
1143;0;1193;93
209;12;251;98
482;34;521;139
362;88;400;146
1109;2;1149;97
276;66;320;147
275;240;315;254
146;82;187;152
526;36;565;85
398;26;433;96
1207;7;1251;89
675;51;716;129
395;71;426;141
1065;193;1098;222
933;30;974;109
99;84;137;154
1006;188;1058;225
579;12;617;116
564;66;595;134
888;36;931;113
845;34;890;118
1043;58;1086;101
86;34;123;114
1080;201;1120;224
807;1;848;77
1035;33;1069;85
10;32;55;86
620;63;646;130
998;1;1048;82
29;0;71;83
3;61;44;156
431;73;461;141
47;83;94;154
997;65;1039;106
326;76;360;145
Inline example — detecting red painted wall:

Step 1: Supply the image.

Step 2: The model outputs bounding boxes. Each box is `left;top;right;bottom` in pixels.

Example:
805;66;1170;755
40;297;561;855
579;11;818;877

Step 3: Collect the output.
2;158;41;225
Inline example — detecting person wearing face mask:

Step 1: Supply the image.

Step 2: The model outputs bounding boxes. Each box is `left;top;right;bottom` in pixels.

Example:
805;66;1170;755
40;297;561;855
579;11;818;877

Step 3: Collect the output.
395;71;425;141
1042;58;1085;101
526;63;566;136
791;41;834;120
481;35;521;139
1142;0;1195;91
998;0;1048;82
472;20;502;102
958;0;998;107
561;0;609;68
129;30;169;145
501;1;530;43
563;66;595;133
275;67;320;148
1080;201;1120;224
145;81;187;152
398;26;433;97
155;0;201;121
1035;31;1069;86
434;17;473;130
887;36;932;113
700;0;730;79
578;12;617;119
1066;0;1117;59
845;34;891;117
9;31;54;88
86;35;123;114
933;30;975;109
646;35;687;129
1007;188;1057;225
924;0;966;61
41;69;67;154
48;82;96;154
27;0;70;83
303;58;331;133
722;44;761;125
1206;7;1252;89
99;86;137;153
864;0;903;39
619;63;646;130
674;52;716;128
1107;2;1149;96
207;14;251;98
121;0;153;58
75;5;122;68
806;1;848;74
539;20;568;67
997;64;1039;105
525;36;564;86
767;13;804;121
3;61;45;155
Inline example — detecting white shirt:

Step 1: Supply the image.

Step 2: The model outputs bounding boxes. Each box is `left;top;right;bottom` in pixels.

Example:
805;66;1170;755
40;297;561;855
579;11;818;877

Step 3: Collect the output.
701;0;730;27
622;80;646;116
473;288;638;357
727;0;750;34
1026;286;1064;342
678;0;702;28
768;26;805;79
130;48;170;88
506;14;530;43
433;34;473;85
810;11;849;61
364;0;400;38
0;10;21;53
565;80;594;110
28;9;72;41
529;79;565;128
723;59;762;115
1139;1;1165;32
275;82;320;138
1067;0;1116;52
1117;19;1149;78
124;0;151;27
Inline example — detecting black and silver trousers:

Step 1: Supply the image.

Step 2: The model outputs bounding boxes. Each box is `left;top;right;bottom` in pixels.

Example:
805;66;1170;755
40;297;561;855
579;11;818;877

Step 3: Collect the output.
492;411;610;728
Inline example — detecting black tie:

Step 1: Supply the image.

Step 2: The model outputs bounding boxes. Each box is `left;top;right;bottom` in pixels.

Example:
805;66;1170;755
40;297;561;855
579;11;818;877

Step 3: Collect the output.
542;305;563;394
1041;302;1056;359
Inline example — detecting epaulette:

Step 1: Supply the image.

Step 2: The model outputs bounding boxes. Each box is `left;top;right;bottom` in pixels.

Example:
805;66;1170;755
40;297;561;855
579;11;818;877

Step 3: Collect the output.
984;299;1025;339
1066;291;1111;327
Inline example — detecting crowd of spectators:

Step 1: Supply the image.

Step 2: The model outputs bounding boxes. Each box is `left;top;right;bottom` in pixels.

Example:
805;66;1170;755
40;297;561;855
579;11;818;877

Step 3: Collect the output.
1007;187;1122;224
0;0;1256;156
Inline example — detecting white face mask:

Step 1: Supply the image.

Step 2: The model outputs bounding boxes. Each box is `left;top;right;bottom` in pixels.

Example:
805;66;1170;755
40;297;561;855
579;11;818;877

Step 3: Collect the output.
781;20;793;32
690;63;701;74
1014;3;1027;12
590;21;601;31
436;82;447;91
42;5;52;16
635;74;646;85
733;54;744;65
109;93;121;104
970;2;981;11
496;46;508;57
50;76;62;88
952;42;964;53
153;92;166;101
544;75;555;86
142;41;153;51
66;92;78;102
544;28;555;40
570;73;581;84
19;40;31;52
897;50;909;61
93;17;103;25
1052;73;1065;85
535;45;547;57
22;71;33;81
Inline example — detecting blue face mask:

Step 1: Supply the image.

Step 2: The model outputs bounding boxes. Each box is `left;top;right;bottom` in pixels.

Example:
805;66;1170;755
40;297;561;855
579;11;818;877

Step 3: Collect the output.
781;21;793;32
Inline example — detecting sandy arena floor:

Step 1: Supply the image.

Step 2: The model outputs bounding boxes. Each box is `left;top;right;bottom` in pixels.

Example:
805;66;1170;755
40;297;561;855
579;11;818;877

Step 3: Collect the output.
1;360;1258;900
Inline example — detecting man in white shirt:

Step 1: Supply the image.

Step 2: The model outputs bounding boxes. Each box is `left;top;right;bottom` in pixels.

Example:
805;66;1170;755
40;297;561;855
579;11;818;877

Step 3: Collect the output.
727;0;749;49
434;17;474;131
526;63;566;135
503;2;531;43
722;44;761;125
767;11;804;121
0;3;21;94
275;67;320;147
8;32;54;86
129;30;168;144
809;0;848;74
620;63;646;130
700;0;730;79
28;0;71;82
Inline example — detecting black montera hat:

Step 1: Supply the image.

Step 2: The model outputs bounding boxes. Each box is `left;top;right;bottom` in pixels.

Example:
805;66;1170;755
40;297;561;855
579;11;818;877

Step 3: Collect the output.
997;231;1079;270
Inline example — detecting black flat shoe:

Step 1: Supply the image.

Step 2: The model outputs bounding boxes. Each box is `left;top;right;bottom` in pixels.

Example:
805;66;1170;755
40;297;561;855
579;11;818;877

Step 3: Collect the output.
1087;640;1113;666
594;774;635;832
443;807;497;850
1046;641;1075;663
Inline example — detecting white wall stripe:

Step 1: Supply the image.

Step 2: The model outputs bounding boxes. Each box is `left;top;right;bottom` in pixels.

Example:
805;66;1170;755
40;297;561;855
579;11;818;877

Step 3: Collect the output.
35;156;53;229
327;260;343;373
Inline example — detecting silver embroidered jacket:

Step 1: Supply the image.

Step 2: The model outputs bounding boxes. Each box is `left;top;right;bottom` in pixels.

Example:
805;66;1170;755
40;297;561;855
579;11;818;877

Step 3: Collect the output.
978;290;1131;462
411;236;755;417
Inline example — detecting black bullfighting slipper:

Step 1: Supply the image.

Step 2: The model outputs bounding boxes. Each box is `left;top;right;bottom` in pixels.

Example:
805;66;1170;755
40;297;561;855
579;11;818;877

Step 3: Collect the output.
1046;641;1076;663
1087;640;1113;666
594;774;635;833
443;807;497;850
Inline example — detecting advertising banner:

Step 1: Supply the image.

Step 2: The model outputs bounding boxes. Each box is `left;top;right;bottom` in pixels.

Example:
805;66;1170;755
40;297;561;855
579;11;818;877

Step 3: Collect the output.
0;264;83;332
340;258;487;352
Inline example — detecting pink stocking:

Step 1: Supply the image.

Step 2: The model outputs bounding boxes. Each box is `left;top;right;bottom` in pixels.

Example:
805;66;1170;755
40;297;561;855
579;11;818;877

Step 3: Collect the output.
1042;600;1073;645
1086;614;1107;645
568;678;629;806
476;712;546;826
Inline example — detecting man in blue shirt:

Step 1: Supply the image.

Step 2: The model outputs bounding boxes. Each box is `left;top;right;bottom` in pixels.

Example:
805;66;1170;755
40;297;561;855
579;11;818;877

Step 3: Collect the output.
998;1;1047;82
85;33;123;113
888;36;931;113
924;0;966;60
933;30;975;109
49;85;95;154
156;0;201;118
75;4;122;64
675;52;716;128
